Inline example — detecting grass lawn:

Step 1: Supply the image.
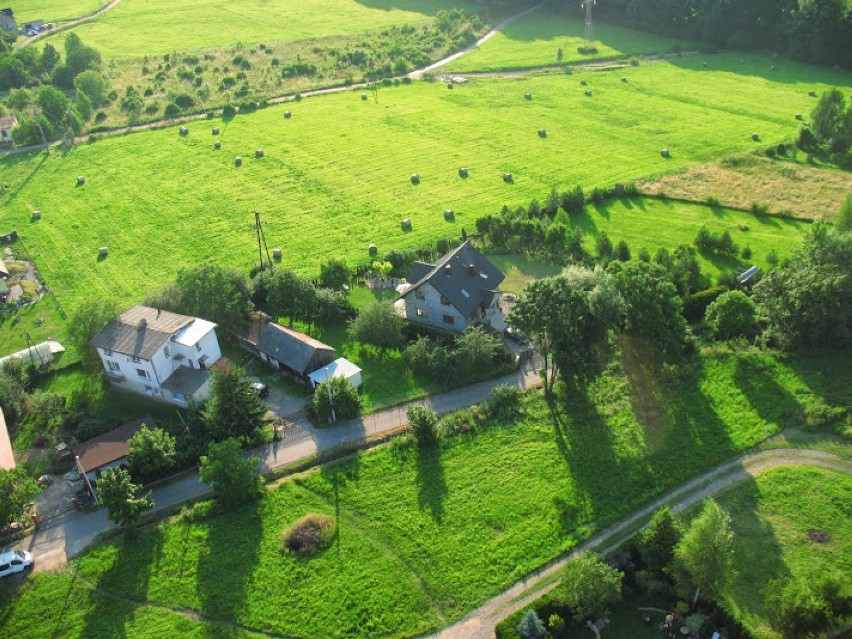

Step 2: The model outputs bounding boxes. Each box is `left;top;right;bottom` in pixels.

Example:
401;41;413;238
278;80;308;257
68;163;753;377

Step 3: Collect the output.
446;9;686;73
715;466;852;639
1;55;841;335
12;0;101;23
1;344;848;639
41;0;485;59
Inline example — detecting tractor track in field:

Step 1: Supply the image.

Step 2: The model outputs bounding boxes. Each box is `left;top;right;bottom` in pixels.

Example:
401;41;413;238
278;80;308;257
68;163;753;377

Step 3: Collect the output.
420;448;852;639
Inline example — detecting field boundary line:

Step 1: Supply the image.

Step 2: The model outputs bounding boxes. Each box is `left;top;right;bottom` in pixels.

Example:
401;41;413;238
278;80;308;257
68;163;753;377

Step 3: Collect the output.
422;448;852;639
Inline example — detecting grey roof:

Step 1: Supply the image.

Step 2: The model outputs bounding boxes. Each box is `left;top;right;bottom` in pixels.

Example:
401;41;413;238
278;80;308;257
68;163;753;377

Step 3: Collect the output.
89;305;195;360
401;241;505;317
160;366;210;396
0;116;14;130
256;322;335;375
408;261;432;283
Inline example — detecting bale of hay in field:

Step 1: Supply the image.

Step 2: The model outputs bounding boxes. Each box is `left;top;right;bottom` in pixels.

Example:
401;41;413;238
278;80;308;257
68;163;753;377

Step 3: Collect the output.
368;243;378;256
256;148;264;158
621;76;628;82
401;218;412;231
580;80;587;86
538;128;547;138
458;167;468;178
214;140;221;149
661;149;670;158
212;126;220;135
361;93;368;101
524;92;532;100
32;210;41;221
99;247;108;257
284;110;292;118
411;173;420;184
235;156;242;166
447;83;454;89
180;126;188;135
584;90;592;97
444;209;454;220
808;90;817;97
503;172;512;183
77;175;85;185
795;113;803;120
273;248;282;260
752;132;760;141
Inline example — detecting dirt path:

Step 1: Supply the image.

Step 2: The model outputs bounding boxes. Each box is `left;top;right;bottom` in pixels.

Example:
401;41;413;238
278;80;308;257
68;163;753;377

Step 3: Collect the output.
15;0;126;50
421;448;852;639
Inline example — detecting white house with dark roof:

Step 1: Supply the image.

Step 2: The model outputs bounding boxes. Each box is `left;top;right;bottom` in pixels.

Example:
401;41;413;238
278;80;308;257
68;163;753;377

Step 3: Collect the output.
0;114;17;144
397;241;505;334
90;305;222;405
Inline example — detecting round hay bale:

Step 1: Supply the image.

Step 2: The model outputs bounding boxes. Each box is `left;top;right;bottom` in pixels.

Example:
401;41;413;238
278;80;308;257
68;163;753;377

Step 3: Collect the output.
752;132;760;141
661;149;670;158
284;110;292;118
538;128;547;138
447;83;454;89
795;113;803;121
621;76;628;82
503;172;512;183
458;167;468;178
808;90;817;97
444;209;454;220
212;126;220;135
77;175;85;185
179;126;188;136
410;173;420;185
214;140;222;149
99;247;108;257
580;79;587;86
235;156;242;166
584;89;592;97
272;248;282;260
524;92;532;100
401;218;412;231
256;148;264;158
368;243;378;256
361;93;368;101
32;210;41;221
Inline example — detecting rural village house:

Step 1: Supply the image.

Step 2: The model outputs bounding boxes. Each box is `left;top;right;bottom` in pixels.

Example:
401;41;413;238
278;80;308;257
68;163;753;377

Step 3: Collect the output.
397;241;505;334
0;115;17;144
0;8;15;36
90;305;222;406
72;416;154;496
237;312;336;383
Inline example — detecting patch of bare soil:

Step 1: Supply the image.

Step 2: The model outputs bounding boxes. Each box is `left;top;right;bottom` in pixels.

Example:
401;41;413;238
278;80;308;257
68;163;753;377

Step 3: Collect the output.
807;529;831;543
637;153;852;221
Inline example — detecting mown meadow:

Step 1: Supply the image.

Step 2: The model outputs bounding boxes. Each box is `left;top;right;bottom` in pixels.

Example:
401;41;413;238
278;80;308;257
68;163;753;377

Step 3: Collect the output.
715;466;852;639
11;0;100;24
1;343;849;639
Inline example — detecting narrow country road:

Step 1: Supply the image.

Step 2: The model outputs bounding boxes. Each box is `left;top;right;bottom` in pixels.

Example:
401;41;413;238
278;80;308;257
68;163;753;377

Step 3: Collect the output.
422;448;852;639
15;0;126;50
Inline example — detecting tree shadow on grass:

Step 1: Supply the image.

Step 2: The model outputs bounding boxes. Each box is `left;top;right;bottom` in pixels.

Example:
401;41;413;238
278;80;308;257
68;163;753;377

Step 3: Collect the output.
733;352;805;430
320;456;361;558
79;528;165;638
196;501;263;635
782;348;852;408
415;443;448;523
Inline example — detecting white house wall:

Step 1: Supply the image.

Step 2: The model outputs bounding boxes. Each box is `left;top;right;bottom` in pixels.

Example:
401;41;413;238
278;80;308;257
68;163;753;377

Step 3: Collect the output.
404;283;467;333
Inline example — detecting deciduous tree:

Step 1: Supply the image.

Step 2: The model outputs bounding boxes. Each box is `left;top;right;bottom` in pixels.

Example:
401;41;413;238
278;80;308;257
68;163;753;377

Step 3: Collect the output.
347;302;406;352
126;425;177;485
199;438;263;509
0;468;40;526
672;499;734;604
553;551;623;624
705;290;756;340
96;467;153;531
67;298;117;371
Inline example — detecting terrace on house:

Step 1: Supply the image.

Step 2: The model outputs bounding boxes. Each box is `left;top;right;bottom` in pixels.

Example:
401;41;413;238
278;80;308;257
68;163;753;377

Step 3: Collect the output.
396;240;505;334
90;305;222;406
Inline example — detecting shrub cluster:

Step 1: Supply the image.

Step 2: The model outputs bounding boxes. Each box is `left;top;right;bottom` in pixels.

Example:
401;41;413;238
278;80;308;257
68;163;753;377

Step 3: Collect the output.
694;226;739;257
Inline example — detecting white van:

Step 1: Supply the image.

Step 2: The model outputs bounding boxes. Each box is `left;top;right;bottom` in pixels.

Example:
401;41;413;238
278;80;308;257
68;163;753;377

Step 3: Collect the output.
0;550;33;578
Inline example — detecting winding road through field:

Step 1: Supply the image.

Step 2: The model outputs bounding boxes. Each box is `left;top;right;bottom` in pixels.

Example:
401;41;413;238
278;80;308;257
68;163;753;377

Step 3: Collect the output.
421;448;852;639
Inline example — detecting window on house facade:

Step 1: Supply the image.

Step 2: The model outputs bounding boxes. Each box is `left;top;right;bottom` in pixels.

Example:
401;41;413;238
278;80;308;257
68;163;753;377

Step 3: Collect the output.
442;315;455;325
440;295;450;306
136;368;150;379
164;346;170;358
195;343;201;352
131;356;141;364
415;289;425;301
173;392;186;403
107;360;120;371
416;308;426;317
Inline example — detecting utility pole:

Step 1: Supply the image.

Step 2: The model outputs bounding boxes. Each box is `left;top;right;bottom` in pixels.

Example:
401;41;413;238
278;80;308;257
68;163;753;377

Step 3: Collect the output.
581;0;596;42
252;210;273;270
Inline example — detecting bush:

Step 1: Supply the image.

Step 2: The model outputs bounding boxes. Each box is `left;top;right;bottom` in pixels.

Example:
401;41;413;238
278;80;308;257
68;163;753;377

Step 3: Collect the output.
486;385;524;420
803;400;847;432
222;103;236;117
199;438;263;509
683;286;727;322
407;405;438;447
767;573;852;639
552;552;623;623
280;514;337;556
311;375;360;425
163;102;180;118
705;290;756;340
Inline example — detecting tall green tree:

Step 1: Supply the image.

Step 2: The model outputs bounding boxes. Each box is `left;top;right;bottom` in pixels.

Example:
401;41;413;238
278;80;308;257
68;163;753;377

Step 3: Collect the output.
199;438;264;509
553;551;623;624
453;325;502;379
638;506;683;576
705;290;756;340
267;267;316;326
836;192;852;234
96;466;153;531
63;32;101;77
811;88;846;143
171;264;253;334
126;425;177;485
0;468;41;526
672;499;735;604
516;609;546;639
73;70;109;106
202;360;268;443
311;375;361;424
347;302;406;352
67;298;117;371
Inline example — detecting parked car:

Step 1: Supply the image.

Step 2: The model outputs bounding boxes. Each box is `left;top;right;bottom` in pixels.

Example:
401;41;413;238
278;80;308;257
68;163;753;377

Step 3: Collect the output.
505;325;527;343
250;381;269;398
0;550;33;579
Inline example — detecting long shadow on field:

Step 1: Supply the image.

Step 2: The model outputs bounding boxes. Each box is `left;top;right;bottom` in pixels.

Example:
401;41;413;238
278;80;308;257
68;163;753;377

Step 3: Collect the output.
196;501;263;636
667;52;850;87
79;528;165;638
415;443;448;523
3;153;48;204
733;353;804;430
784;347;852;408
320;455;361;557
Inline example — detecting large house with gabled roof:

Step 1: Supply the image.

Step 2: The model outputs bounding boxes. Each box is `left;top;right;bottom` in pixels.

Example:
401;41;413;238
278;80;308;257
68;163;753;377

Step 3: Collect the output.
90;305;222;406
397;241;505;334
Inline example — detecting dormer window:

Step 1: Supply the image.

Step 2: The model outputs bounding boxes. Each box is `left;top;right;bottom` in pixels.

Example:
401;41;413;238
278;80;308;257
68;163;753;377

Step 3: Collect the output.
440;295;450;306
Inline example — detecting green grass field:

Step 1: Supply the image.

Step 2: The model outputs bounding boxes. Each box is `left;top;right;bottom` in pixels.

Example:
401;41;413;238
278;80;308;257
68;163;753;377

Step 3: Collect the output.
39;0;482;59
2;55;840;324
1;344;849;639
446;9;686;73
716;466;852;639
12;0;101;24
